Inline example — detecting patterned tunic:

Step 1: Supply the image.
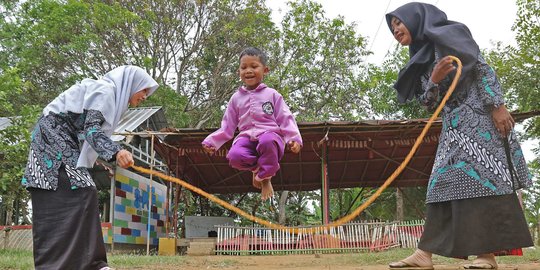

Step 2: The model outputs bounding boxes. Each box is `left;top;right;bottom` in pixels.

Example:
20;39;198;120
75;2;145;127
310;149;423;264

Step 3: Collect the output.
419;52;532;203
22;110;123;190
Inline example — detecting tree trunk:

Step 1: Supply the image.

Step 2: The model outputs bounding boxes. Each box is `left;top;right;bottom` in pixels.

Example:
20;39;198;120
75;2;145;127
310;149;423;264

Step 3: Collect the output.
4;197;13;226
14;199;20;225
3;197;14;249
395;188;404;221
278;191;289;225
338;189;343;217
0;201;5;225
537;218;540;246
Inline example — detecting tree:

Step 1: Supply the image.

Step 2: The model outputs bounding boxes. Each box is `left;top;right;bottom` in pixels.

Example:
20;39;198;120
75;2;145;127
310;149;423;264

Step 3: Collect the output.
485;0;540;137
0;68;40;225
522;161;540;245
267;0;369;122
183;0;279;128
363;46;429;120
484;0;539;240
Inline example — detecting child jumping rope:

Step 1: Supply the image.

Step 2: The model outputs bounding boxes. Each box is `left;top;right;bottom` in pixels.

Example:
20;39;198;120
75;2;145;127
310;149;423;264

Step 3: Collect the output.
202;47;302;201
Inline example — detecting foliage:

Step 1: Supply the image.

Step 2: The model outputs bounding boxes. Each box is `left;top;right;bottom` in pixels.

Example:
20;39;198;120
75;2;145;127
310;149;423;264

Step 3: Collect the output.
522;161;540;245
144;85;190;128
485;0;540;138
308;187;426;222
363;46;429;120
1;0;147;103
0;68;40;225
183;0;278;128
484;0;539;236
268;0;369;121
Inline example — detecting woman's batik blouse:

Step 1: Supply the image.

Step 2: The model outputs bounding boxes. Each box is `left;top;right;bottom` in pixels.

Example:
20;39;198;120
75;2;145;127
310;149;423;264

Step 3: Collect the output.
22;110;122;190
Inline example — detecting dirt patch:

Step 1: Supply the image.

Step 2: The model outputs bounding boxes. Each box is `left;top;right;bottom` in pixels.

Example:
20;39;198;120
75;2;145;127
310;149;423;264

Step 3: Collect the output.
116;253;540;270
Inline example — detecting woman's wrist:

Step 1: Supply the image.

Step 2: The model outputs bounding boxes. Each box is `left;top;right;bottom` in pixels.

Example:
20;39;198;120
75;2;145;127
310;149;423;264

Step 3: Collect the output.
427;79;439;89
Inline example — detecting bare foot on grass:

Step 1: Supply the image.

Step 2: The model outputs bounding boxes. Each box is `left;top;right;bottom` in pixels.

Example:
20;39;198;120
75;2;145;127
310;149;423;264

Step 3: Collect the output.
260;178;274;201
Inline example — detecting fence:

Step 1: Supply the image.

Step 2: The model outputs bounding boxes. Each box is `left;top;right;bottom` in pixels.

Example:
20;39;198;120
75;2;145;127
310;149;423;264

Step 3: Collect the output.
0;225;33;251
1;220;426;254
215;220;425;255
0;223;117;251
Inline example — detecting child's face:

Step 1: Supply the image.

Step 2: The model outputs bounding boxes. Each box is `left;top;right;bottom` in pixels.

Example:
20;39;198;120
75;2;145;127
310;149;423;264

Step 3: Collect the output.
239;55;269;90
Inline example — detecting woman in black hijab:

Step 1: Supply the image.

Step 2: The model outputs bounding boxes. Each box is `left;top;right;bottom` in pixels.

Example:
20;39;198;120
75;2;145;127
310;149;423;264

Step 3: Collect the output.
386;2;532;269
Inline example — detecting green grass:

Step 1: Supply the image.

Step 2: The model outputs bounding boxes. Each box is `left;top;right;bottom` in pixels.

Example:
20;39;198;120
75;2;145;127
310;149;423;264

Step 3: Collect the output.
1;247;538;269
0;249;34;270
107;254;189;268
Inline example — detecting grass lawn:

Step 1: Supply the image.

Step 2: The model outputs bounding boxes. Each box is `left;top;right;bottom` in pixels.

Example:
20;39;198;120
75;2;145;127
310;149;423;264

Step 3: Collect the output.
1;247;538;270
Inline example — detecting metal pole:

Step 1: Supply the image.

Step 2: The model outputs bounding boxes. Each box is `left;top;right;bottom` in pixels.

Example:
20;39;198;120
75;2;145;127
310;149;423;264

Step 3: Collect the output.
146;135;155;255
109;172;116;253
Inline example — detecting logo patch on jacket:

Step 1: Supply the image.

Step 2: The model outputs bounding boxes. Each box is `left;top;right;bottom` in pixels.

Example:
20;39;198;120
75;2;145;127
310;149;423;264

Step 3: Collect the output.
262;101;274;115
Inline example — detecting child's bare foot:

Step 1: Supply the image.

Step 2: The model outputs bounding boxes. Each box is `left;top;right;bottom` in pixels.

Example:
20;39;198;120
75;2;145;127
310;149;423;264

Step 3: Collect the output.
260;178;274;201
252;172;262;189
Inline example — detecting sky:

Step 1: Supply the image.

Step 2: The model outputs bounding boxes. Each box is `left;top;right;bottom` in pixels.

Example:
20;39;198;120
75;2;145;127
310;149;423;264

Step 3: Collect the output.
268;0;519;64
267;0;538;162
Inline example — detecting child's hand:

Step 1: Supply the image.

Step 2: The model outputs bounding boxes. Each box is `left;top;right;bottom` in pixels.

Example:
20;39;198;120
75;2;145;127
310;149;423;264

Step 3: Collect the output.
202;144;216;155
287;141;301;154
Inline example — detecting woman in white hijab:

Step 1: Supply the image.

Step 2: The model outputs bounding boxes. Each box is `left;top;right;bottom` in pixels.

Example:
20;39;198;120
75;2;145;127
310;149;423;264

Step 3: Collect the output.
22;65;159;270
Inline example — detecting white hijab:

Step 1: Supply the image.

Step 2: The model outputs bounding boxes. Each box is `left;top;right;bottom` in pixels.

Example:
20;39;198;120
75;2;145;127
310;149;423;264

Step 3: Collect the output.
43;65;159;168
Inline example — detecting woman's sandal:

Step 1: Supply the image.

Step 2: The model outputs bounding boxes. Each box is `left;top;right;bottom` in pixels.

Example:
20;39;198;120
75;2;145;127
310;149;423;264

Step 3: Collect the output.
462;263;497;269
462;256;498;269
388;261;434;270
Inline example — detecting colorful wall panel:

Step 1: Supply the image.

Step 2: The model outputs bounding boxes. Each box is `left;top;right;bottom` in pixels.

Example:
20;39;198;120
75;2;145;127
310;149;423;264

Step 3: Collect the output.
102;223;113;244
108;168;167;246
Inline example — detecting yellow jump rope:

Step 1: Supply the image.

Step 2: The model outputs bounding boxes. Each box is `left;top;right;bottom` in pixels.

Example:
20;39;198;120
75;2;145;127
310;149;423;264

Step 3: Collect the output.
131;56;463;234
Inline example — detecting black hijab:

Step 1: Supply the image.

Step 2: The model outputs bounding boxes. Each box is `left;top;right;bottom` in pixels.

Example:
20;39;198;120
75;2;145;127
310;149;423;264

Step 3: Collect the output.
385;2;479;103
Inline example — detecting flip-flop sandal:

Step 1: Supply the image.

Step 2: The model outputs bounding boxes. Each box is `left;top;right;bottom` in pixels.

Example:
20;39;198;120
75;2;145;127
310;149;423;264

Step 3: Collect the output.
463;256;498;269
388;261;434;270
462;263;496;269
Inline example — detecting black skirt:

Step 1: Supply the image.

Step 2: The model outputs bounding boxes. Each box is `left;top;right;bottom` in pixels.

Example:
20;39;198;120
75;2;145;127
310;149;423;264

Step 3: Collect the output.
29;165;108;270
418;193;533;258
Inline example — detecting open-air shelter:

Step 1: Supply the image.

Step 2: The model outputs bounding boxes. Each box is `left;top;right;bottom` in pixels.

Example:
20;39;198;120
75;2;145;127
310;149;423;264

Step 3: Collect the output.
150;111;539;225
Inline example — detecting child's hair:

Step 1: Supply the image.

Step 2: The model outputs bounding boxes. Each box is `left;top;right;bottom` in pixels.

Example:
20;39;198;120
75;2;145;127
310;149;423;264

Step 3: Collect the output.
239;47;268;65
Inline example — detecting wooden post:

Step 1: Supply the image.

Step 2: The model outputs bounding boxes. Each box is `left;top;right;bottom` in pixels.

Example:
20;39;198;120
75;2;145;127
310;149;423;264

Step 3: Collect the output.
396;188;404;221
174;150;180;239
321;137;330;225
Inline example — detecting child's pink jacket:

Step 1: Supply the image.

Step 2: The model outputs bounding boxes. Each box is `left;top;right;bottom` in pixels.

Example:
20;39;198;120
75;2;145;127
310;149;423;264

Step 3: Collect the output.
202;83;303;150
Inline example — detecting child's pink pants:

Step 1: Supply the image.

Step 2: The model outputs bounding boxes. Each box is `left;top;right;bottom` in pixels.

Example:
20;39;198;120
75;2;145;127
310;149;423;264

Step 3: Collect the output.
226;132;285;180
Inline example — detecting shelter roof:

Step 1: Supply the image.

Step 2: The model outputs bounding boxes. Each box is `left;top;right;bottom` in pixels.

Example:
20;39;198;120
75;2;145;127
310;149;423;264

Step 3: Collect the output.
112;106;168;141
0;117;14;131
152;111;539;194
